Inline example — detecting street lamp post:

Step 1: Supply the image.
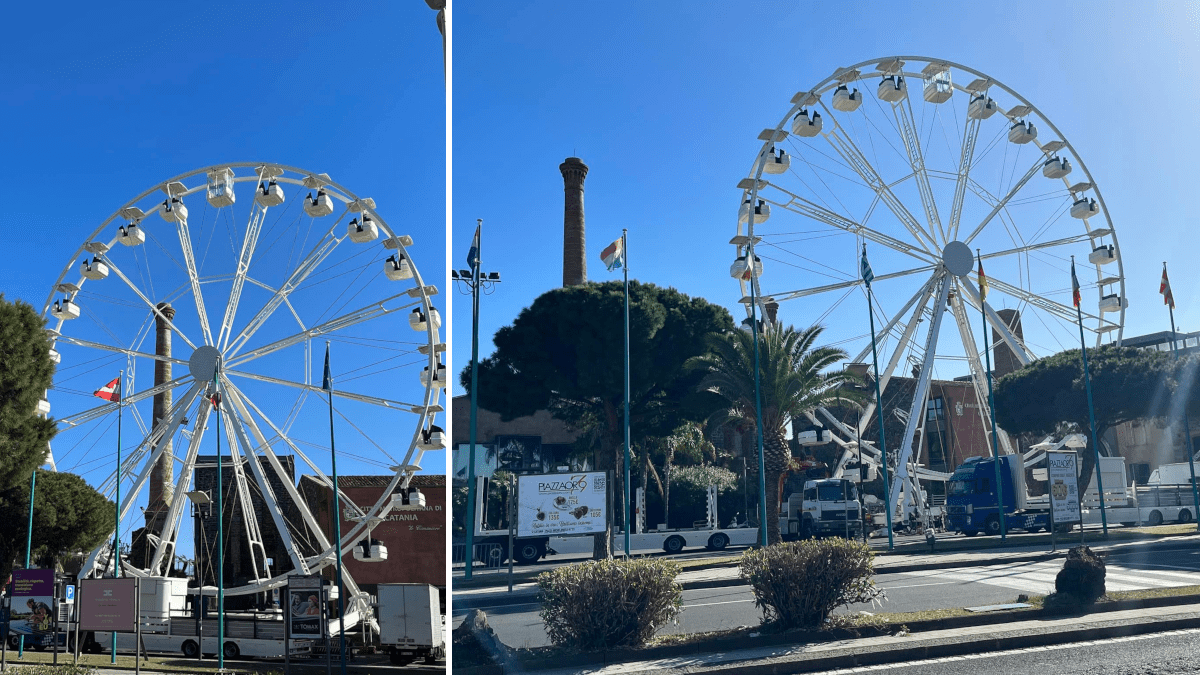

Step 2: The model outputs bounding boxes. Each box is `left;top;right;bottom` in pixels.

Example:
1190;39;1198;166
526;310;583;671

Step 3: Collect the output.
184;490;212;665
452;220;502;579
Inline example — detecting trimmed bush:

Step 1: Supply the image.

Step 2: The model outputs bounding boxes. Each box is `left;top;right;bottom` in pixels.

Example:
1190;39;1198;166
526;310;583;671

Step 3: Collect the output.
740;538;884;629
537;557;682;651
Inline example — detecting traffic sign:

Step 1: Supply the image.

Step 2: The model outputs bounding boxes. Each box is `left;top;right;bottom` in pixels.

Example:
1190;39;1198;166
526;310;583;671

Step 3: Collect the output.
64;584;75;604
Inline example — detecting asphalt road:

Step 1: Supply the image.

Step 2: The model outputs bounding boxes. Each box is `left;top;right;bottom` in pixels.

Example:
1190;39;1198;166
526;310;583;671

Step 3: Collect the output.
456;544;1200;650
813;627;1200;675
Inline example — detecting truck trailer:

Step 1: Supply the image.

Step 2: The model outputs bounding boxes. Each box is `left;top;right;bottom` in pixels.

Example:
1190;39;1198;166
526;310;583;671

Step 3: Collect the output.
377;583;443;666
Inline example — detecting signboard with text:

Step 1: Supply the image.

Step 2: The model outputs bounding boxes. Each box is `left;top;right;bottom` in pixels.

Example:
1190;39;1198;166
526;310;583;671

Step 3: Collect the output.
287;575;324;639
516;472;607;537
1048;451;1081;524
79;578;138;632
9;570;55;641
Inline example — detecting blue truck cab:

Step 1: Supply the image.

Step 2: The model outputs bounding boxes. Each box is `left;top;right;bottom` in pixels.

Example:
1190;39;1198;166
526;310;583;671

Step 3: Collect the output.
946;455;1050;536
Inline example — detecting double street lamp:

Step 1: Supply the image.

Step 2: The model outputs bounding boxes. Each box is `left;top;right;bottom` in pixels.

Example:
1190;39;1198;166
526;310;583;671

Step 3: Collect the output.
452;220;501;579
184;489;213;664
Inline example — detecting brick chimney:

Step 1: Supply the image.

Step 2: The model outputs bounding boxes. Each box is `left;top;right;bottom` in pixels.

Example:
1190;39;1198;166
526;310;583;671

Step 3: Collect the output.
991;309;1025;380
146;302;175;534
560;157;589;286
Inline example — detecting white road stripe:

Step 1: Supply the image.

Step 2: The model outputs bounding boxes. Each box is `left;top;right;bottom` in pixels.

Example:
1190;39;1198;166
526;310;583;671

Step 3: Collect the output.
897;561;1200;595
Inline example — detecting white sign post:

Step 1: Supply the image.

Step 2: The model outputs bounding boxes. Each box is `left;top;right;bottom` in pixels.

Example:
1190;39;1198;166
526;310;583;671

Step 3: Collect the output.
516;472;607;538
1048;451;1083;548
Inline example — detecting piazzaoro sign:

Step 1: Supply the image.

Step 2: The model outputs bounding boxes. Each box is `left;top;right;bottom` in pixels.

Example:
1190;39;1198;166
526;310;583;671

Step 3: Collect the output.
516;472;607;538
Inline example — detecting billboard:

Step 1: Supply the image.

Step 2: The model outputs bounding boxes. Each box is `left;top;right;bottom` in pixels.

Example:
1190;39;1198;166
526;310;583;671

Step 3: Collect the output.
79;578;138;632
9;570;55;641
516;472;607;537
1048;451;1081;524
287;575;324;639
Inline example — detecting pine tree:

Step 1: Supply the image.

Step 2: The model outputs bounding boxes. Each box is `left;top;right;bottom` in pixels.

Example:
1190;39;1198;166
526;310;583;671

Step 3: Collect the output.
0;294;56;491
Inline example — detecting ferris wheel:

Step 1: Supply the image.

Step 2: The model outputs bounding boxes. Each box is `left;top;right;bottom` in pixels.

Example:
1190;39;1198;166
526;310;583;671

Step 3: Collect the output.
40;163;445;628
731;57;1124;517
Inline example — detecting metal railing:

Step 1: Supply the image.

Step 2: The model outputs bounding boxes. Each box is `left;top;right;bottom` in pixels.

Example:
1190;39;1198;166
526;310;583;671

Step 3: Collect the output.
451;543;506;573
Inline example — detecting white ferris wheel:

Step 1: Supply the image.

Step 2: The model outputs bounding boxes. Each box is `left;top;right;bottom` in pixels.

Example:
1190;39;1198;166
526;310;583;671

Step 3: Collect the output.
39;163;445;628
731;57;1125;517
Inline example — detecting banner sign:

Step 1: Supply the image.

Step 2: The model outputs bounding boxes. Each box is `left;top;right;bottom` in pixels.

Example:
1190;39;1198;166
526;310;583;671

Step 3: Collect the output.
287;575;324;639
1048;451;1081;524
79;578;138;632
9;569;55;641
516;472;607;537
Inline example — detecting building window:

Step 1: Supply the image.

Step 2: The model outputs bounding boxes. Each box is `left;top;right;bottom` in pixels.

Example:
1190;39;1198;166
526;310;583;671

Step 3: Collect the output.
926;397;945;422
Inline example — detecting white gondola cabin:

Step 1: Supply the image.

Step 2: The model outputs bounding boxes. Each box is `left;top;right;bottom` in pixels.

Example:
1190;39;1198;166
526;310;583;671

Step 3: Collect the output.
353;539;388;563
1071;198;1100;220
255;180;285;207
1089;244;1117;265
206;168;236;207
762;147;790;174
730;255;763;280
968;95;997;119
421;362;446;388
51;299;80;321
80;257;109;280
878;75;906;103
303;189;334;217
791;109;822;137
118;224;146;247
35;398;50;417
396;487;426;510
1099;294;1126;313
384;254;413;281
419;425;446;451
1043;157;1072;179
832;85;862;112
1008;120;1037;144
409;307;442;331
48;349;60;364
348;215;379;243
159;197;187;223
738;199;771;225
923;69;952;103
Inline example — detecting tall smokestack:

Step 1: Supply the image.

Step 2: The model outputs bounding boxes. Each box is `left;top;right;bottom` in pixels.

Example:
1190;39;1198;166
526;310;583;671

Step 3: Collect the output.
560;157;589;286
991;309;1024;380
147;302;175;534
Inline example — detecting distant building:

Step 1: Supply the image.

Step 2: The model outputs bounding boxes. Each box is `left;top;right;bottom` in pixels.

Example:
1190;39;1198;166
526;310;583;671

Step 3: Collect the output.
450;394;586;483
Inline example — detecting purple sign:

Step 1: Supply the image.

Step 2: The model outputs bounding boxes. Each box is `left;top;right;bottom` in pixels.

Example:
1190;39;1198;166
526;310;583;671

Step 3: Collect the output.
79;578;138;632
9;570;55;638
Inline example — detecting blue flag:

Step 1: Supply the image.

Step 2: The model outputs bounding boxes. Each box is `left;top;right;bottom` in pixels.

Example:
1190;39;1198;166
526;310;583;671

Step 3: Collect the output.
322;342;333;391
861;245;874;288
467;223;480;273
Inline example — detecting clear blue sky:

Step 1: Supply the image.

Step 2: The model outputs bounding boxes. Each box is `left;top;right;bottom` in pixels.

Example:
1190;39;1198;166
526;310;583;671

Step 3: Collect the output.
2;2;445;559
452;1;1200;396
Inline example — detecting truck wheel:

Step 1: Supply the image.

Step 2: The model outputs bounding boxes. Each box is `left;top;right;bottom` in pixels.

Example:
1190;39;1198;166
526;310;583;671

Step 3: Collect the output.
663;535;685;554
984;516;1001;536
424;654;439;664
389;650;413;666
1055;523;1074;533
962;529;978;537
6;635;18;650
706;533;729;551
512;541;545;565
1180;509;1193;524
222;641;240;660
1148;510;1164;526
181;640;199;658
800;519;813;540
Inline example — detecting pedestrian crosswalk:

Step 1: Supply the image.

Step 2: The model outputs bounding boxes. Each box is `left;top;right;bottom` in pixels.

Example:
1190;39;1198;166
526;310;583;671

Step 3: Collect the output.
898;560;1200;595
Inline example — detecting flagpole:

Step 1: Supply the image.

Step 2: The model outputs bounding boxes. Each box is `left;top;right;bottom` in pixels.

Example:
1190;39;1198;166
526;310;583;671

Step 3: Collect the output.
465;220;482;578
863;244;894;551
213;366;225;672
977;251;1006;541
622;229;632;560
1164;262;1200;531
324;343;347;675
112;370;124;662
21;462;36;659
1073;256;1108;536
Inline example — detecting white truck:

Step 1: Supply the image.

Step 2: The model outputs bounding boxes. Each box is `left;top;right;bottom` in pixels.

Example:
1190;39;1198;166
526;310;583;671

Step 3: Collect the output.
780;478;863;539
1147;462;1200;486
377;583;443;666
620;485;759;554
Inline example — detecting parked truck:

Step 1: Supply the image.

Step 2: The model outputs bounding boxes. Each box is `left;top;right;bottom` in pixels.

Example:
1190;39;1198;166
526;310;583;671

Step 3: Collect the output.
377;583;443;666
780;478;863;540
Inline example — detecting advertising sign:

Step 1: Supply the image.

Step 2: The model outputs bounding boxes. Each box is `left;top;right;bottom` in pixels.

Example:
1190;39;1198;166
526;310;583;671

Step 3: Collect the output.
516;472;607;537
1048;451;1081;524
287;575;324;639
80;578;138;632
9;569;55;642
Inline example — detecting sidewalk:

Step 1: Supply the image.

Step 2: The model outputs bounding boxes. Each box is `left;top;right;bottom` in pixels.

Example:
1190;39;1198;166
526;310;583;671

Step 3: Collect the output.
454;533;1200;610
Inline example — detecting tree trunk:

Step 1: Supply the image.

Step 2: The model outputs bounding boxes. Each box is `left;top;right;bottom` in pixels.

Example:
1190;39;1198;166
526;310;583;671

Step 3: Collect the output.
592;400;620;560
765;467;783;544
763;429;792;545
1075;423;1109;496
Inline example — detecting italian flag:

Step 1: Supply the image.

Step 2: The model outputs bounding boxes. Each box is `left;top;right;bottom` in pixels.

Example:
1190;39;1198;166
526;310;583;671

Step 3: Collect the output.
600;237;623;271
93;376;121;402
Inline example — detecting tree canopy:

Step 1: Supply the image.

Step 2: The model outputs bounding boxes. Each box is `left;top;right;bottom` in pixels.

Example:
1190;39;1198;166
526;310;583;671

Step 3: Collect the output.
0;295;57;490
465;281;734;557
0;470;115;584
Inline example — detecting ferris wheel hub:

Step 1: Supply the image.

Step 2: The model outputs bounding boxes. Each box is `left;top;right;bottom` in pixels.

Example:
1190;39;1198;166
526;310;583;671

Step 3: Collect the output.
942;241;974;278
189;345;221;382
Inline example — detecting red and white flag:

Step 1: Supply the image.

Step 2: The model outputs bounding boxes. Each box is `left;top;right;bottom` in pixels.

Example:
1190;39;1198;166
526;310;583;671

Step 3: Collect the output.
93;376;121;402
1160;266;1175;310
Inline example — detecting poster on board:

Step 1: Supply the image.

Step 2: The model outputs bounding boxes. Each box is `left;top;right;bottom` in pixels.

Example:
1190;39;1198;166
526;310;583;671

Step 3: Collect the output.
1048;451;1081;524
79;578;138;633
516;472;607;538
9;570;55;643
287;575;324;639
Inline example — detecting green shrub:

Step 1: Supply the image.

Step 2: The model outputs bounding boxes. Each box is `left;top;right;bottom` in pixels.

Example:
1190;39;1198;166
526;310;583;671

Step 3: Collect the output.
740;538;885;629
538;557;682;651
17;666;97;675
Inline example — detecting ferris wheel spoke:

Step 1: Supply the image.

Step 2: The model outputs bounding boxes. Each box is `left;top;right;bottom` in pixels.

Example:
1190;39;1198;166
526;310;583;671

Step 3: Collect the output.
856;279;936;434
218;199;270;352
93;252;198;351
225;292;422;369
174;216;215;346
962;156;1045;245
95;380;202;497
890;94;943;246
820;114;940;254
215;407;273;581
763;182;937;264
58;374;193;429
224;210;351;360
957;277;1034;366
147;401;211;576
223;368;431;413
977;233;1095;262
56;335;190;368
769;264;934;304
948;115;984;241
948;291;1015;455
982;275;1104;330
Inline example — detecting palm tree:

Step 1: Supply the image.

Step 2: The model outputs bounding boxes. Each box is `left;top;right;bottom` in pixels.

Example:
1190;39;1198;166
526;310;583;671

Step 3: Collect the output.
691;324;860;544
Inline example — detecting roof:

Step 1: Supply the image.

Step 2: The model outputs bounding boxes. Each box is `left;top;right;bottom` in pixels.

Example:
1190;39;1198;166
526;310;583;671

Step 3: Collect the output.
298;474;444;491
1122;330;1200;349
